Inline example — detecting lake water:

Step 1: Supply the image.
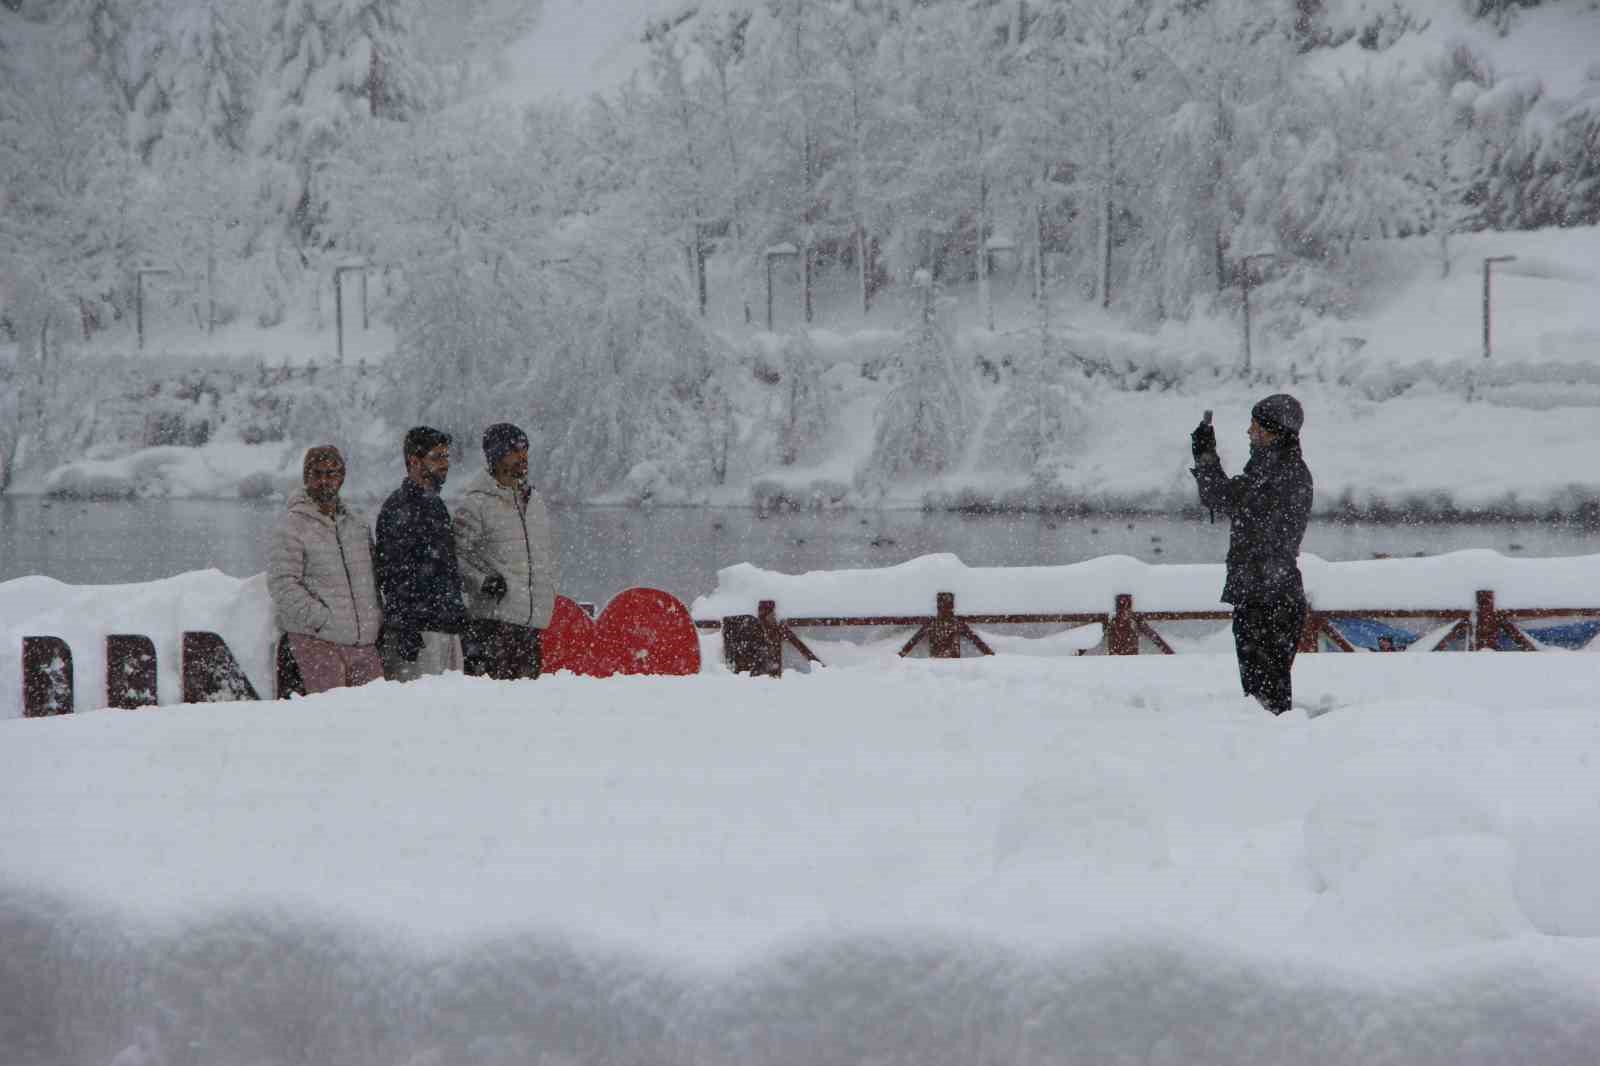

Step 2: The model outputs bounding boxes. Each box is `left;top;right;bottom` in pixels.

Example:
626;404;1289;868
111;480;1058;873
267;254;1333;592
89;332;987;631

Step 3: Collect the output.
4;497;1598;609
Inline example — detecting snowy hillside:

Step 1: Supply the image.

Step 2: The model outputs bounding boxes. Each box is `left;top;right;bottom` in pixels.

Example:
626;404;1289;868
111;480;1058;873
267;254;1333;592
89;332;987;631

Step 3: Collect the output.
3;0;1599;515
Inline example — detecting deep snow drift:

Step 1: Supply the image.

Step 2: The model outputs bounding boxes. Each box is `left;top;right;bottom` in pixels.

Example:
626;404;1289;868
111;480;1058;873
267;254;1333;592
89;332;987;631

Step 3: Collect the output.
5;564;1600;1064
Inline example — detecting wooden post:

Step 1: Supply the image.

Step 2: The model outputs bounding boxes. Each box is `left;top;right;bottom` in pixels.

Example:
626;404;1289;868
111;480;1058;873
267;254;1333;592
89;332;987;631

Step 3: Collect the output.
929;592;961;658
1108;594;1139;655
1474;589;1499;651
106;634;158;709
182;632;259;702
1298;611;1320;653
21;636;73;717
723;603;783;677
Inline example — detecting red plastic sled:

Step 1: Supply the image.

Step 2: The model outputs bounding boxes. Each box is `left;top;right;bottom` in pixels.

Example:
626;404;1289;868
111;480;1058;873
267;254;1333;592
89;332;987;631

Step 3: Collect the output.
589;587;702;677
541;595;601;676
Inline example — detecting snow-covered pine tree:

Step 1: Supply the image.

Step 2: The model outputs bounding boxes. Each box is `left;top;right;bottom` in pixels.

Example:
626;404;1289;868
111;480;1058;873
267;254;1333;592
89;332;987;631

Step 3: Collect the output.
857;279;973;491
775;330;833;466
692;10;758;323
638;24;717;316
816;0;899;318
0;26;135;345
980;306;1083;475
253;0;431;247
161;0;255;153
1138;0;1293;318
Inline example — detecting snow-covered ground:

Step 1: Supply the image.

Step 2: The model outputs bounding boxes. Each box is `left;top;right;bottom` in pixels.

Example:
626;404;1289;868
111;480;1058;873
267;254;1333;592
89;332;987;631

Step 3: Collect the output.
5;559;1600;1062
5;631;1600;1061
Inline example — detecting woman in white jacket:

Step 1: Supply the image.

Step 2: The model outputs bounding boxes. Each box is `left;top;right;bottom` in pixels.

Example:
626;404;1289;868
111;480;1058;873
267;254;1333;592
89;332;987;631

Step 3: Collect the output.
452;424;560;680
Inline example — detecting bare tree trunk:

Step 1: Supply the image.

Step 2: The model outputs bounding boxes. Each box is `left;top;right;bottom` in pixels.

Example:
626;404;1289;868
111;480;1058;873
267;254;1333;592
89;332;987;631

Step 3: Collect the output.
857;224;869;316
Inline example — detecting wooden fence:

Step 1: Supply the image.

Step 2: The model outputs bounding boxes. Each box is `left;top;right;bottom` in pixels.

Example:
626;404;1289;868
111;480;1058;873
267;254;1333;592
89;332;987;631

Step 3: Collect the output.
704;589;1600;676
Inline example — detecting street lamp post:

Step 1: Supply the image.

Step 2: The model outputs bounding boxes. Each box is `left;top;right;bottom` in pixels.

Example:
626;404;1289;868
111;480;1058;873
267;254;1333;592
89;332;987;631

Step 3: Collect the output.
333;262;369;364
1482;255;1517;359
1238;253;1277;375
764;243;799;331
135;267;172;353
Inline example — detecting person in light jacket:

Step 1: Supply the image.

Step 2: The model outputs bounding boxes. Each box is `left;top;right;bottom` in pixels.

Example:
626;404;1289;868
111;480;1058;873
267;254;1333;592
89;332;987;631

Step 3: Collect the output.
452;423;560;680
267;446;384;693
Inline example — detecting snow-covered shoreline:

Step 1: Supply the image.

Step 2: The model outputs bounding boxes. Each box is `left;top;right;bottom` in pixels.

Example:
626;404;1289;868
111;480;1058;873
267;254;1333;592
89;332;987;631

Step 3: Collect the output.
11;380;1599;523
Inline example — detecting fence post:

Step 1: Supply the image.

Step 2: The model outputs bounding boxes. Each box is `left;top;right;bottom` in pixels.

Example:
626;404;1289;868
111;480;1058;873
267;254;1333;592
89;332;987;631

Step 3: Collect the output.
930;592;961;658
1474;590;1498;651
1298;610;1320;653
21;636;74;716
106;634;158;708
1108;594;1139;655
723;600;783;677
181;632;259;702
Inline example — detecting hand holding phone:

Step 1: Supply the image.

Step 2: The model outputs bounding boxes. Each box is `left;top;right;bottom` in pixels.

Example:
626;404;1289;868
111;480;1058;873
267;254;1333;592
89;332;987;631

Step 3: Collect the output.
1192;410;1217;459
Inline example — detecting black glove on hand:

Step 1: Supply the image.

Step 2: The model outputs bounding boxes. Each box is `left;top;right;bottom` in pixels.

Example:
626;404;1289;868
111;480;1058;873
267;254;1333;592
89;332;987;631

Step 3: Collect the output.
481;573;508;601
393;627;424;663
1191;418;1216;460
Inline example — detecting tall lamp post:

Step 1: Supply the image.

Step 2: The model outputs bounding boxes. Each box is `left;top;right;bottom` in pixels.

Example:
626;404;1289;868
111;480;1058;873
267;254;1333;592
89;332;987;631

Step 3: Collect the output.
1238;252;1277;375
765;243;798;331
333;262;368;365
135;267;172;353
1482;255;1517;359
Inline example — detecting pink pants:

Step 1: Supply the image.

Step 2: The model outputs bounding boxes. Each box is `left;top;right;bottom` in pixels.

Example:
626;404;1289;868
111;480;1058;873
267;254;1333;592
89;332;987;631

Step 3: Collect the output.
286;633;384;695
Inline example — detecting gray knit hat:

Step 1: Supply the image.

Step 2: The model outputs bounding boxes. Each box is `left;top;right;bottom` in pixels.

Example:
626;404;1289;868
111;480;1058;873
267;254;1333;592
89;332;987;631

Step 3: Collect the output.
482;422;529;469
1251;394;1304;436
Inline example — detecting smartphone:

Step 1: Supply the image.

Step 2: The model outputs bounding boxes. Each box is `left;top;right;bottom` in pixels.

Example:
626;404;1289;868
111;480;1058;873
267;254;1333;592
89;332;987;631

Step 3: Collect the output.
1203;410;1213;426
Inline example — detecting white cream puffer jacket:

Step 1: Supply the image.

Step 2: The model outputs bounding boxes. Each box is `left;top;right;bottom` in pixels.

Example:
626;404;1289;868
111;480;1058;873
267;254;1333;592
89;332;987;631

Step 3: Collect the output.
267;489;383;646
452;470;560;630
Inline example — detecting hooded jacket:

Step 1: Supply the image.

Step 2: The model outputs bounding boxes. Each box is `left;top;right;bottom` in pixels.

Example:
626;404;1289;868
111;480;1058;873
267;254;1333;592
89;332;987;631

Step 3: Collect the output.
1192;438;1314;605
452;469;560;630
267;489;383;646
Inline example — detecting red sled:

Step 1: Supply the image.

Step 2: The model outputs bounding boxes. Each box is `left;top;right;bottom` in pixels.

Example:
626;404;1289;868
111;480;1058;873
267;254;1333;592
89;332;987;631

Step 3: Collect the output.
541;590;702;677
542;595;600;676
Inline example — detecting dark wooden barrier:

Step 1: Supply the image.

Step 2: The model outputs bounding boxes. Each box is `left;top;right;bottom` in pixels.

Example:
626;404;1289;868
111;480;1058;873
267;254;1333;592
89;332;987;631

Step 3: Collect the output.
20;632;261;717
106;635;157;709
700;590;1600;676
19;589;1599;710
20;636;73;717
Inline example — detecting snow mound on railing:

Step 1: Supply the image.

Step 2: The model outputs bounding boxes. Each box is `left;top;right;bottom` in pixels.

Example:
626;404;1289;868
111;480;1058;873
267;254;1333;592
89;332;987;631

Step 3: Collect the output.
691;549;1600;618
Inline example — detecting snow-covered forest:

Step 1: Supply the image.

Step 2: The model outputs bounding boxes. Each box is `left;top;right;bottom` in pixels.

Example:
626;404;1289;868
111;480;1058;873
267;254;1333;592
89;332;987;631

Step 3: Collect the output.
2;0;1599;507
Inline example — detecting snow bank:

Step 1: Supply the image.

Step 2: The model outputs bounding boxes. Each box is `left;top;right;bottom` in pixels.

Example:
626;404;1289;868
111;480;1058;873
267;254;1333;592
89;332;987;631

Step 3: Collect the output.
5;653;1600;1064
39;442;298;500
0;570;276;717
692;549;1600;617
7;550;1598;718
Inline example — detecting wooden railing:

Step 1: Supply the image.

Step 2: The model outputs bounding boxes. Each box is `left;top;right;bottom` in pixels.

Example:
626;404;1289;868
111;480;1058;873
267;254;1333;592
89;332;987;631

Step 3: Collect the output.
700;590;1600;675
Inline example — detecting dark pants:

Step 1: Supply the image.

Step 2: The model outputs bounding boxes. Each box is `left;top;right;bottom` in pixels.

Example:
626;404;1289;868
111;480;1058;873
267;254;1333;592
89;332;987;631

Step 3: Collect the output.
463;619;542;681
1232;597;1307;714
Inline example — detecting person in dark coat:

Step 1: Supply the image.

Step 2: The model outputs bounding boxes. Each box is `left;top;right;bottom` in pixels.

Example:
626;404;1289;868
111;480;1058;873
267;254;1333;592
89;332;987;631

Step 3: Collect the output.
375;426;469;681
1191;394;1314;715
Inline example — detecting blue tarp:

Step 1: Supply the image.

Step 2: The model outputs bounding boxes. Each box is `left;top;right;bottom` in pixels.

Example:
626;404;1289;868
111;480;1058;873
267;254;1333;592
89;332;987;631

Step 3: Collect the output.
1326;617;1600;652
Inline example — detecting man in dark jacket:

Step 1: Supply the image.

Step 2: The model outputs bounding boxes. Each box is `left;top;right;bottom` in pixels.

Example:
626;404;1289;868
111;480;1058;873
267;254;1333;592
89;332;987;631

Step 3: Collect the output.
1191;394;1314;715
375;426;469;681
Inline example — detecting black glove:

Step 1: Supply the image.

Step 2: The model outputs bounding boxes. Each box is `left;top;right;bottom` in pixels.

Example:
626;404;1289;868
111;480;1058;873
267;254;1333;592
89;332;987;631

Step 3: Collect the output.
1191;418;1216;460
389;627;424;663
481;573;508;601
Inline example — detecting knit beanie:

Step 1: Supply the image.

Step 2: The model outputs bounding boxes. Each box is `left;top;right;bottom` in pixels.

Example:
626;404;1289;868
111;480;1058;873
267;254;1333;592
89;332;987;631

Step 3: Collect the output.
1251;394;1304;437
483;422;530;470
